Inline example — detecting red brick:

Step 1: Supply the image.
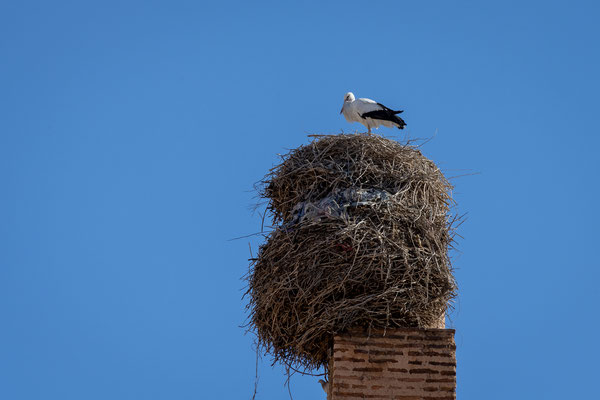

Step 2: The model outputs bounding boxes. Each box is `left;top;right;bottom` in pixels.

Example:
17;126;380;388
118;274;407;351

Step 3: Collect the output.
331;328;456;400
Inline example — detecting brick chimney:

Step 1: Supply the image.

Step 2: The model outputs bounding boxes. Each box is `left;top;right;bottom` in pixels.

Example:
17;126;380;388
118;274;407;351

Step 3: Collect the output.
329;328;456;399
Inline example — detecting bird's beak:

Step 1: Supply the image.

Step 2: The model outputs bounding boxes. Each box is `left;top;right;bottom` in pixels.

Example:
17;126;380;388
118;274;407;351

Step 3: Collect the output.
340;107;343;114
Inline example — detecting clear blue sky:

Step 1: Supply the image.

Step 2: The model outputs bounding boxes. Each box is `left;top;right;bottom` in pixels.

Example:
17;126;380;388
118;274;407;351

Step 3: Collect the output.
1;1;599;399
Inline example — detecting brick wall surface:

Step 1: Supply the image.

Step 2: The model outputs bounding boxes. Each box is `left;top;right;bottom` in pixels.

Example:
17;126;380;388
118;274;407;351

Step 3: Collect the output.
330;328;456;400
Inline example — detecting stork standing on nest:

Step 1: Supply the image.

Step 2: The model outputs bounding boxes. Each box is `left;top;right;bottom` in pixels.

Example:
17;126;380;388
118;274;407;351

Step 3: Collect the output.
340;92;406;133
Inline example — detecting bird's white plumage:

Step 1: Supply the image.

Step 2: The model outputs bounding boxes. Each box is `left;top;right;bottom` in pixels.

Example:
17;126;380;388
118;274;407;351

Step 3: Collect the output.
340;92;403;133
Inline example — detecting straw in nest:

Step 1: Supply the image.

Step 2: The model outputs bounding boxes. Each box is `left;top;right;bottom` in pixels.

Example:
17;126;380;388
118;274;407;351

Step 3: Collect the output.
245;134;457;371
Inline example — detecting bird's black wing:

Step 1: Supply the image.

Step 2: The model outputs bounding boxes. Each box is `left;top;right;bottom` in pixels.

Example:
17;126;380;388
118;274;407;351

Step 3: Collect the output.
361;107;407;129
377;102;403;114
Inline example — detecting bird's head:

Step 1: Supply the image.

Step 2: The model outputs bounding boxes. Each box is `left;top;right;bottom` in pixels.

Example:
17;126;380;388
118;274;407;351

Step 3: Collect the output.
341;92;355;114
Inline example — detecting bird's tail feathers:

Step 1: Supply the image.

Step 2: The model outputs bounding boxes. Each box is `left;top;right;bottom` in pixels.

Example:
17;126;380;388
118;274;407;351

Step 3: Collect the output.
395;116;407;129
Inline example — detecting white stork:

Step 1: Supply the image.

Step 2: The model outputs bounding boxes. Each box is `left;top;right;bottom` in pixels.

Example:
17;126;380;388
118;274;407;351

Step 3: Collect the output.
340;92;406;133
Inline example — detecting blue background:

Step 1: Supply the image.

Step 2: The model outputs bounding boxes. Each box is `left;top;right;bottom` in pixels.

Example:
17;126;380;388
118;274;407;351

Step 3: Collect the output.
1;1;599;399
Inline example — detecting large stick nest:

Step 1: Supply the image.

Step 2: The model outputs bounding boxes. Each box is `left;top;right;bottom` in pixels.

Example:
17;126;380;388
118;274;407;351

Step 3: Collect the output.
245;134;457;371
